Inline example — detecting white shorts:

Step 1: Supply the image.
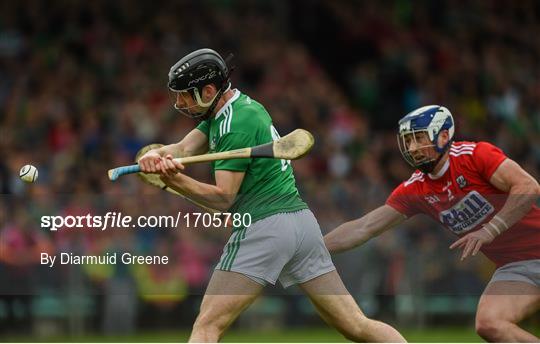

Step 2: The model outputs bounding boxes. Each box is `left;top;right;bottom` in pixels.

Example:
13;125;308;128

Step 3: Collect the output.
215;209;335;288
489;259;540;287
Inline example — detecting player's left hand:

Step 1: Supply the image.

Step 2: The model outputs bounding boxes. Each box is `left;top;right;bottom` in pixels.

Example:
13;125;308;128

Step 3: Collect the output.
449;227;495;261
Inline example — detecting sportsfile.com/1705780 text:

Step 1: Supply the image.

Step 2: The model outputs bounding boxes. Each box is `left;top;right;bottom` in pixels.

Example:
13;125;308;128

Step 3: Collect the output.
40;212;252;231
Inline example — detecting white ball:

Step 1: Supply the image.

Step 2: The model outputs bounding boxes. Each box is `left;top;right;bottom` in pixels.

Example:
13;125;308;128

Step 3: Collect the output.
19;164;38;183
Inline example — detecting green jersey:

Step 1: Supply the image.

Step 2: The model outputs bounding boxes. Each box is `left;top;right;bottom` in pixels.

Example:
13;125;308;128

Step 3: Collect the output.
196;90;307;223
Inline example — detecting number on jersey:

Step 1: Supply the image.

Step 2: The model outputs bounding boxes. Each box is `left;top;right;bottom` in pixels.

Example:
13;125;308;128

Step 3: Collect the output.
270;125;291;171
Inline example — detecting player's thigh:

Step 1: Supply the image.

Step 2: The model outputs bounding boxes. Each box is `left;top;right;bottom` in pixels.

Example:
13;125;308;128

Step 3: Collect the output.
217;213;297;286
278;209;335;288
299;270;366;326
477;281;540;323
196;270;264;327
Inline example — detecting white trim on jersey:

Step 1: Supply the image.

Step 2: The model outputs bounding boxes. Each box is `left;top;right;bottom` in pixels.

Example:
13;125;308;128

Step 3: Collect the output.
451;146;474;152
219;105;234;137
450;151;474;157
450;147;474;152
404;171;425;187
219;109;226;136
451;146;475;151
226;105;233;132
450;147;474;153
451;143;475;149
452;143;476;147
215;89;241;119
450;142;476;157
428;159;449;180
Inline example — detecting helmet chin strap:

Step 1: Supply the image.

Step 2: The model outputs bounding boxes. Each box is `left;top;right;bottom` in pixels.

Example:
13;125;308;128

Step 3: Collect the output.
185;87;219;119
193;87;221;108
195;61;235;121
192;82;230;121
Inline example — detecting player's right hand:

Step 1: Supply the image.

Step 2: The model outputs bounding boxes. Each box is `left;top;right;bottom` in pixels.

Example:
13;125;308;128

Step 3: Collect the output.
158;154;185;177
138;150;163;173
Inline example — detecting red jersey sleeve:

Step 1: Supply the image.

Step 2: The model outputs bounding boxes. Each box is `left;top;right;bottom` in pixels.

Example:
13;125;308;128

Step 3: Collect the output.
386;182;421;218
472;142;508;180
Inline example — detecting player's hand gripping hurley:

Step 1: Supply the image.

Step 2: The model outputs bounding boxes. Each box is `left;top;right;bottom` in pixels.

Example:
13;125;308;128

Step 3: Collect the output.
108;129;314;181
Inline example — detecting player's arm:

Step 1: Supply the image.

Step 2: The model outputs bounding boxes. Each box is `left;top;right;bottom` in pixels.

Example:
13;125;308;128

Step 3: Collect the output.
138;128;208;173
324;205;407;254
160;128;209;157
451;159;540;259
152;129;252;211
488;159;540;229
159;164;244;211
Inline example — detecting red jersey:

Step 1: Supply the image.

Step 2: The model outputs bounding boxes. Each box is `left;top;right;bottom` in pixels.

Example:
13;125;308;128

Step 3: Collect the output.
386;141;540;267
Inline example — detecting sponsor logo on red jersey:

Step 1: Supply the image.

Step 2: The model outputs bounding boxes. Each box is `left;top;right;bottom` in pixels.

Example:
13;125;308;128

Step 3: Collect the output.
439;191;494;234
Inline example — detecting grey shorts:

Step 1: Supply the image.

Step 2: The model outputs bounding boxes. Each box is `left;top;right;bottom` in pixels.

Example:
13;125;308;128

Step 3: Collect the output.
489;259;540;287
215;209;335;288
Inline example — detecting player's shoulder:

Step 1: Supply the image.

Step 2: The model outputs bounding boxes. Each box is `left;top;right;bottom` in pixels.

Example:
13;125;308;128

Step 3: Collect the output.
402;170;425;188
229;90;270;130
232;91;268;116
450;140;503;159
389;170;424;202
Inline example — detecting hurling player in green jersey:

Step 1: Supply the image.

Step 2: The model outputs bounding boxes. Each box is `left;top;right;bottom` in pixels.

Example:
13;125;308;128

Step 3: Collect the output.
138;48;405;343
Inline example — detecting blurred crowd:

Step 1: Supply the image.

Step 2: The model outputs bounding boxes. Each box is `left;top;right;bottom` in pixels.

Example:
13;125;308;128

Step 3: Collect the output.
1;0;539;336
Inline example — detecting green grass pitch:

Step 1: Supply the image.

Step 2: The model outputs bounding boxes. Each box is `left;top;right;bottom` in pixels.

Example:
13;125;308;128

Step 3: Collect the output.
2;327;491;342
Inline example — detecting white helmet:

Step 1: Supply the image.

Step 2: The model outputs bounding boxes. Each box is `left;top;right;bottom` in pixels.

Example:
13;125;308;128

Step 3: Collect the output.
397;105;455;173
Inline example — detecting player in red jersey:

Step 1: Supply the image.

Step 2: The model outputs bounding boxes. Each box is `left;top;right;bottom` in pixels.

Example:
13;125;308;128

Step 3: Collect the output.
324;105;540;342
